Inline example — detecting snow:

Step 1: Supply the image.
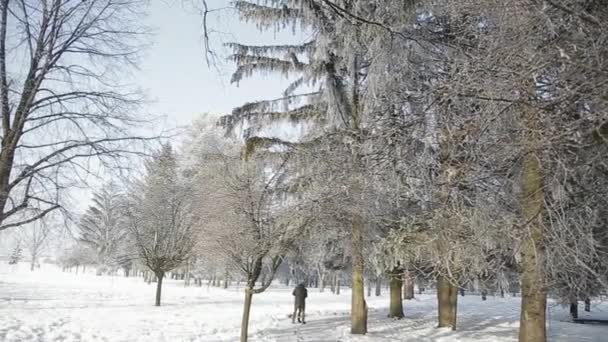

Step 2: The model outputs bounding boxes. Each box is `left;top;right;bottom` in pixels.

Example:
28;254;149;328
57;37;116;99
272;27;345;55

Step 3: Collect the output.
1;263;607;342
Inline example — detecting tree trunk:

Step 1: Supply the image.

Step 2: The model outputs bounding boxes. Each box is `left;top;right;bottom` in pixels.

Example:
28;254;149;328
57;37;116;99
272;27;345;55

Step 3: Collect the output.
481;290;487;301
319;274;325;292
375;277;381;296
184;262;191;286
403;270;414;300
240;289;253;342
518;124;547;342
155;272;164;306
331;273;336;294
388;271;404;319
336;277;341;295
30;260;35;271
351;212;367;334
570;301;578;320
367;279;371;297
437;275;458;330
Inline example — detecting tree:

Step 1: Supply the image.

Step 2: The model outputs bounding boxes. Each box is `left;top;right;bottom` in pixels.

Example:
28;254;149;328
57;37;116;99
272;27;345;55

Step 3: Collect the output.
126;144;197;306
20;219;54;271
194;145;310;341
78;182;128;274
203;1;608;340
183;117;313;341
58;243;96;272
8;239;22;264
220;0;372;333
0;0;153;232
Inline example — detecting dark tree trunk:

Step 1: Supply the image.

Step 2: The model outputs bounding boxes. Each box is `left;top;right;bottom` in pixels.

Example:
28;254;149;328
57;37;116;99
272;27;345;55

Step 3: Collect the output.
437;275;458;330
375;277;382;296
570;301;578;320
155;272;164;306
367;279;372;297
481;290;487;301
388;270;404;319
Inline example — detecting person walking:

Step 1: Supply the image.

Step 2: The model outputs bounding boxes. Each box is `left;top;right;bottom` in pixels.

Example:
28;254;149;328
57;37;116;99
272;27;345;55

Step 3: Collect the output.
292;283;308;324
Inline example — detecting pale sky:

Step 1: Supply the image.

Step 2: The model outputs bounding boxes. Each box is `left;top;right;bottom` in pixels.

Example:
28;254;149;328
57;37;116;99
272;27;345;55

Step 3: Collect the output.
138;0;309;128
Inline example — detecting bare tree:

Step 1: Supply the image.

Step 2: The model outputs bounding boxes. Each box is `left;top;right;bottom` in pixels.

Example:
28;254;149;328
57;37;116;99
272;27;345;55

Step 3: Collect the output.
126;144;197;306
0;0;154;232
20;218;54;271
188;128;310;342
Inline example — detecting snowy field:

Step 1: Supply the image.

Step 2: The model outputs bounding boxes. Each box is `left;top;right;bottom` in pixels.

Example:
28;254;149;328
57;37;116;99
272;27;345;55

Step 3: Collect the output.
1;263;607;342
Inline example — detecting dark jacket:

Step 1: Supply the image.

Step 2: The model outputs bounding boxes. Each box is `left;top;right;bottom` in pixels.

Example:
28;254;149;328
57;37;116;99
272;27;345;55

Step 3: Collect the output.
293;284;307;306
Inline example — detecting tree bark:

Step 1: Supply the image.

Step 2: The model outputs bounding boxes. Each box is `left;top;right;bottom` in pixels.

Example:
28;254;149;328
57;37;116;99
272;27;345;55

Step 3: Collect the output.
518;119;547;342
367;279;371;297
388;270;404;319
437;275;458;330
351;214;367;334
240;289;253;342
403;270;414;300
155;272;164;306
375;277;381;296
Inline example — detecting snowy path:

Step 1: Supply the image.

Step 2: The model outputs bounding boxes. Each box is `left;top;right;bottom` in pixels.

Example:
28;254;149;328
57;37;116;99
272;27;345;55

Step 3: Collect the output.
1;265;607;341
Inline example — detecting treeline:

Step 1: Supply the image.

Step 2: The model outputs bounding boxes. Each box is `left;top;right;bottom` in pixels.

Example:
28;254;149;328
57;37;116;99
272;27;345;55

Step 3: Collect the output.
61;1;608;342
209;1;608;342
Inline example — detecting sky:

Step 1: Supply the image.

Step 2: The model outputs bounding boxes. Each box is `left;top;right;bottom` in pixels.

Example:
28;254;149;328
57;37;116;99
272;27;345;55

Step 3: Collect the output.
138;0;309;128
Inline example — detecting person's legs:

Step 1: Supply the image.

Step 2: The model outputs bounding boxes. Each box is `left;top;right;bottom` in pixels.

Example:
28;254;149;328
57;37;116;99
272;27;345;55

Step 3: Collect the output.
301;304;306;324
292;303;298;323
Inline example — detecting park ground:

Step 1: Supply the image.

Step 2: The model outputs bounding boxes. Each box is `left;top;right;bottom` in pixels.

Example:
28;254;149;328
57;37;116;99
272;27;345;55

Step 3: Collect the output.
1;263;607;342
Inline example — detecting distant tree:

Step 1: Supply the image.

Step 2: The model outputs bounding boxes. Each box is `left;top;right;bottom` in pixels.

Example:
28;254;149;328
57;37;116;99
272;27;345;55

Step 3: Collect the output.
78;182;128;274
8;240;22;265
58;244;96;273
20;220;54;271
126;144;197;306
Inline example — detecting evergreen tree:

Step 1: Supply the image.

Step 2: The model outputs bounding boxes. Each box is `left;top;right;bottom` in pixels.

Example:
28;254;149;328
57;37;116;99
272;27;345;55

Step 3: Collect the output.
78;182;128;274
8;240;23;265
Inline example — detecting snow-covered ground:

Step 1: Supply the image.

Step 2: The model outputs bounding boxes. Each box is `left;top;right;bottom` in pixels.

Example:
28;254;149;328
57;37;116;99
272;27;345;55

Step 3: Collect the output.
1;263;606;341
